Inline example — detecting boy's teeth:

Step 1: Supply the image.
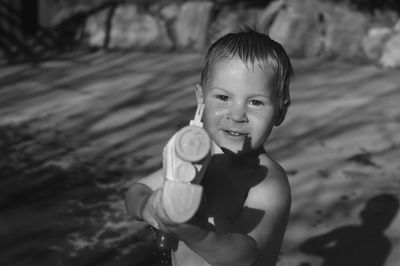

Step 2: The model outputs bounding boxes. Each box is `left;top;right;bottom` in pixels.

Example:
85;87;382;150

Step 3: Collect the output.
227;131;240;136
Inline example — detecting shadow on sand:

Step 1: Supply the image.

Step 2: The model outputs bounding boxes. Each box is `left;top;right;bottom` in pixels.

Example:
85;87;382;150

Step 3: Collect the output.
299;194;399;266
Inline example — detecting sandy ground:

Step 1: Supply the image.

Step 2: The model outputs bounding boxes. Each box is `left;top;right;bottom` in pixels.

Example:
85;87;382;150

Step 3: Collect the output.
1;51;400;266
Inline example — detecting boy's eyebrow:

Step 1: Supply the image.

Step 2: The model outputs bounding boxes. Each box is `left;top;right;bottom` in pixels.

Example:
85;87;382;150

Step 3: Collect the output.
209;86;228;91
209;86;231;94
209;86;270;98
247;93;269;98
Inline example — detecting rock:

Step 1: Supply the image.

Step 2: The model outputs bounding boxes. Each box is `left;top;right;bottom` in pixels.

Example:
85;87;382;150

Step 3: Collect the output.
394;19;400;32
362;27;392;61
84;5;173;50
84;8;110;47
210;7;260;43
109;6;172;49
50;4;90;27
322;3;369;59
173;1;214;51
256;0;286;33
160;3;181;22
379;32;400;68
269;0;324;57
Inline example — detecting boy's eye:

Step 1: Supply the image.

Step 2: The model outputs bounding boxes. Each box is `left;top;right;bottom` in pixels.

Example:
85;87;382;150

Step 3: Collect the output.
249;100;264;106
215;95;230;102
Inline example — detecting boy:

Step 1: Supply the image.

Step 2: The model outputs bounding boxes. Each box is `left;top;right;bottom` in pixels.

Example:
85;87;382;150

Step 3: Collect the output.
125;28;293;266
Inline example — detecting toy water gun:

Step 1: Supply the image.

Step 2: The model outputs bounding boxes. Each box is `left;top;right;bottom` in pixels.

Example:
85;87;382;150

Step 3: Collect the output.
157;95;211;250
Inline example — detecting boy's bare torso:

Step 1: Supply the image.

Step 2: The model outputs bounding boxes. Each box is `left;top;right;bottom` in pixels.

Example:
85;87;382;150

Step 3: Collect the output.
147;149;283;266
203;151;267;229
174;154;263;265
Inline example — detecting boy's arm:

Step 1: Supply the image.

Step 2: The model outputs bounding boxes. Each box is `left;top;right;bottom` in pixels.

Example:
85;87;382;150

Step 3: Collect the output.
126;164;290;266
125;183;153;221
125;169;163;221
243;166;291;265
125;169;203;230
167;165;291;266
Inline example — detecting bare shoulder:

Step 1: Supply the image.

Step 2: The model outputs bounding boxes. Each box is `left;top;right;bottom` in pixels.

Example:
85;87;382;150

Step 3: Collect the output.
243;152;291;262
136;168;164;191
245;152;291;210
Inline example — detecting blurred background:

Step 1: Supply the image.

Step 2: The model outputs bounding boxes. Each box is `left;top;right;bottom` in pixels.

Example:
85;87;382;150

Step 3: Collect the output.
1;0;400;265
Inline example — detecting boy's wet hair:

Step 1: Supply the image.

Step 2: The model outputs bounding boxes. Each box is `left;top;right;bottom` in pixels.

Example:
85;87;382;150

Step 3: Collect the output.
200;27;293;125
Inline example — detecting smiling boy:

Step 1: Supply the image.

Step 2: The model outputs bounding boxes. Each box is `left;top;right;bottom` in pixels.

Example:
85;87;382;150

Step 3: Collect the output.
125;28;293;266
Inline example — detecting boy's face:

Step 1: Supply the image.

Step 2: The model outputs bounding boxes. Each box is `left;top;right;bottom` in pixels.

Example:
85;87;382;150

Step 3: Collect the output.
201;57;278;155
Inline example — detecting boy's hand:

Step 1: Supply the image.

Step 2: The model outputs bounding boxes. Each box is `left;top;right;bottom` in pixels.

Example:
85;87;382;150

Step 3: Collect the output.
161;181;204;224
141;188;175;230
142;186;209;240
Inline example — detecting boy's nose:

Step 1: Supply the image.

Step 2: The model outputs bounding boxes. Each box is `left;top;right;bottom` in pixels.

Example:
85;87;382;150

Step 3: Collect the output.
227;103;248;123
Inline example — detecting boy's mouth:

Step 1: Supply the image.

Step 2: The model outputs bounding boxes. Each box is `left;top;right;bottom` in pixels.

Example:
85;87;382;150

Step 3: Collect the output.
224;130;246;137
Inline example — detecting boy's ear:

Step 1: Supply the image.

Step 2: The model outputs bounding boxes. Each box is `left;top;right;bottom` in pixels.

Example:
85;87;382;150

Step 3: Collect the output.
274;94;290;126
274;106;287;126
195;84;204;105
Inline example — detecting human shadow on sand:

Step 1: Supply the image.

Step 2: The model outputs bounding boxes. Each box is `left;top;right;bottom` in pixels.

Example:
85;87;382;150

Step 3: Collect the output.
299;194;399;266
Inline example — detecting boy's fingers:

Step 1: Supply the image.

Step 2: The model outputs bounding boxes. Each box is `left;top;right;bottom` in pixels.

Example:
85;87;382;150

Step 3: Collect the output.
145;188;187;233
150;189;178;229
142;193;160;229
142;188;166;229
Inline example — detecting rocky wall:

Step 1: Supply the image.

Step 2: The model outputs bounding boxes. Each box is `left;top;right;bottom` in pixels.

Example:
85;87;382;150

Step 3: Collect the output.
47;0;400;68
